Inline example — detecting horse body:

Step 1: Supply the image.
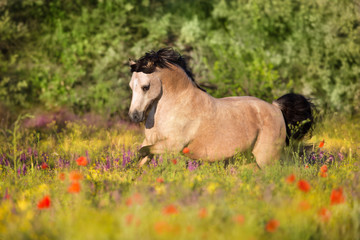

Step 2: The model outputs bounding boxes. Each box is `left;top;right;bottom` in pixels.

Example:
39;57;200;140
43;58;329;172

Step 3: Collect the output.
129;48;314;168
186;96;286;165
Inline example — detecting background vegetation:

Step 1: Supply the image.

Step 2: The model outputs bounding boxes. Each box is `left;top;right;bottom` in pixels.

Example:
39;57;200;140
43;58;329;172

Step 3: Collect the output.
1;0;360;118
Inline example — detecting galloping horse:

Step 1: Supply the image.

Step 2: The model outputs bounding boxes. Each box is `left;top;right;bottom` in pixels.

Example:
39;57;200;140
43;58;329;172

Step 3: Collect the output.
128;48;314;168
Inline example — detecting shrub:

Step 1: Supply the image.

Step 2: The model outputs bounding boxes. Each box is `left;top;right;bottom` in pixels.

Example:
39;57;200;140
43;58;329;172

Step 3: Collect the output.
0;0;359;117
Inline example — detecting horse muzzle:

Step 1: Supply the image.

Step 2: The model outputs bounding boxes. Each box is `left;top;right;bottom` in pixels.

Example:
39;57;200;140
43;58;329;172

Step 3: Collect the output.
129;110;144;123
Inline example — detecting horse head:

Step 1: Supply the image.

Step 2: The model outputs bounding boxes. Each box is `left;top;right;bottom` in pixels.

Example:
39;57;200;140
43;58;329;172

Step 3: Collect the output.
128;70;162;123
128;48;205;123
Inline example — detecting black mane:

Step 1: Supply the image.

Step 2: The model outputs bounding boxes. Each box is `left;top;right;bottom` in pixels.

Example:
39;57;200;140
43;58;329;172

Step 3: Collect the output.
130;48;206;92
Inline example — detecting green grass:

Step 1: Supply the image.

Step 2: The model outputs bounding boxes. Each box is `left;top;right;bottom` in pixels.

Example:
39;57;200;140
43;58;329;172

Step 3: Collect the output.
0;116;359;239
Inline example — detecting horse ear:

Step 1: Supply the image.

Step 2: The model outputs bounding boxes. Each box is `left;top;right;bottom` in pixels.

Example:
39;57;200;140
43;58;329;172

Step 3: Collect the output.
129;59;136;66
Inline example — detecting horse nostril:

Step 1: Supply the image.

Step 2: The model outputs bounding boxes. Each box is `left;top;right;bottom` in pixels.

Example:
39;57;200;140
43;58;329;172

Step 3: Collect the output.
133;114;139;122
129;110;141;122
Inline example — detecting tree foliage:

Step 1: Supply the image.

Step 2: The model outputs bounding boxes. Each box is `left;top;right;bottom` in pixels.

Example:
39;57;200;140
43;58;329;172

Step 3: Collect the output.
1;0;359;117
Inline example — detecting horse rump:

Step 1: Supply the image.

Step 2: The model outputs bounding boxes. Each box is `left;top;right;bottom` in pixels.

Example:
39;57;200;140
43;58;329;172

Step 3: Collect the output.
274;93;315;145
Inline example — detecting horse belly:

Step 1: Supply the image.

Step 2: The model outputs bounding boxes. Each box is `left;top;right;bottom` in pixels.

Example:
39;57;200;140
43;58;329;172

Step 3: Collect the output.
188;118;259;161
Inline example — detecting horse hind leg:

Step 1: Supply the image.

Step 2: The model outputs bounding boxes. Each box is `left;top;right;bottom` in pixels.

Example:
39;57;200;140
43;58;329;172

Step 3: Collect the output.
252;130;285;169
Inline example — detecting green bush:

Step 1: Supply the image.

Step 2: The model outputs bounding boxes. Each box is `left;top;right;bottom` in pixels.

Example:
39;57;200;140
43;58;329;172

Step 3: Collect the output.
0;0;359;117
196;0;360;112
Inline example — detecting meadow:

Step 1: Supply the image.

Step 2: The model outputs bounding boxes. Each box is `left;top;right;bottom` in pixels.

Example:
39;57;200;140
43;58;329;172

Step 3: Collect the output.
0;114;359;240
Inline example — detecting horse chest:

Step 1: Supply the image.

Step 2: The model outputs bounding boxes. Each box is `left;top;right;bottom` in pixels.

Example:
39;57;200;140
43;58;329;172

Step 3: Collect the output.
145;110;199;147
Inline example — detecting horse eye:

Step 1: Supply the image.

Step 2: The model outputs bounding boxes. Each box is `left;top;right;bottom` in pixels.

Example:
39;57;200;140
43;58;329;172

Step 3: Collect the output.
142;85;150;92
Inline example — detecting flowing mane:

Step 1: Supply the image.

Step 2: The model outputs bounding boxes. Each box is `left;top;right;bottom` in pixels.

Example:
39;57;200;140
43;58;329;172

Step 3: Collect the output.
130;48;206;92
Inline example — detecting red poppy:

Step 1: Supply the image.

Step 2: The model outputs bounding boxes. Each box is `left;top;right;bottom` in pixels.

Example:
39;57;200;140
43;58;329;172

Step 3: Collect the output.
330;188;345;205
37;195;51;209
125;214;134;225
286;174;296;183
126;193;143;206
318;207;331;221
41;162;48;170
154;221;170;234
265;219;279;233
186;226;194;233
320;172;328;178
305;165;309;169
233;215;245;224
182;147;190;154
69;171;83;181
198;208;207;218
68;182;81;193
59;172;66;181
125;198;132;206
298;180;311;192
76;156;88;166
154;222;180;234
319;139;325;148
298;201;311;211
320;165;328;173
156;177;164;183
171;159;177;165
163;204;179;215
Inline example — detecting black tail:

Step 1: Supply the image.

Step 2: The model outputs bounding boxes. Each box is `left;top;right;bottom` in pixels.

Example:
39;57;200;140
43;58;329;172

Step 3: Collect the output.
275;93;315;145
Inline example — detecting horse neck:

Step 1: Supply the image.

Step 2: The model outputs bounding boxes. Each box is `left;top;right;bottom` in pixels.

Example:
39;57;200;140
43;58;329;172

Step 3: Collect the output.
160;66;196;98
158;66;213;116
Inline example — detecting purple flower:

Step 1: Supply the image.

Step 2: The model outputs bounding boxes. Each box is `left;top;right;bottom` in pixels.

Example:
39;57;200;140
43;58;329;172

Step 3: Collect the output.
0;154;10;166
150;158;158;167
27;147;32;156
25;114;53;128
158;155;163;164
122;151;131;167
114;158;120;168
20;153;26;163
319;151;324;159
338;152;345;161
22;164;27;175
58;157;70;168
58;157;64;168
188;161;199;171
42;153;48;162
106;156;111;170
307;152;317;165
327;155;335;163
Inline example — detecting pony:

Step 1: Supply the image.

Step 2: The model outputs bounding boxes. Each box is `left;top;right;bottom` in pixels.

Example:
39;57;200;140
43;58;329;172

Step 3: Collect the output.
128;48;314;168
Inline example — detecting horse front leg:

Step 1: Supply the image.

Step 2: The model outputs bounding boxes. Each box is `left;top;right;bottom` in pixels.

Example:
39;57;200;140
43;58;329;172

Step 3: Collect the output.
137;139;153;167
137;139;183;167
138;155;151;167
